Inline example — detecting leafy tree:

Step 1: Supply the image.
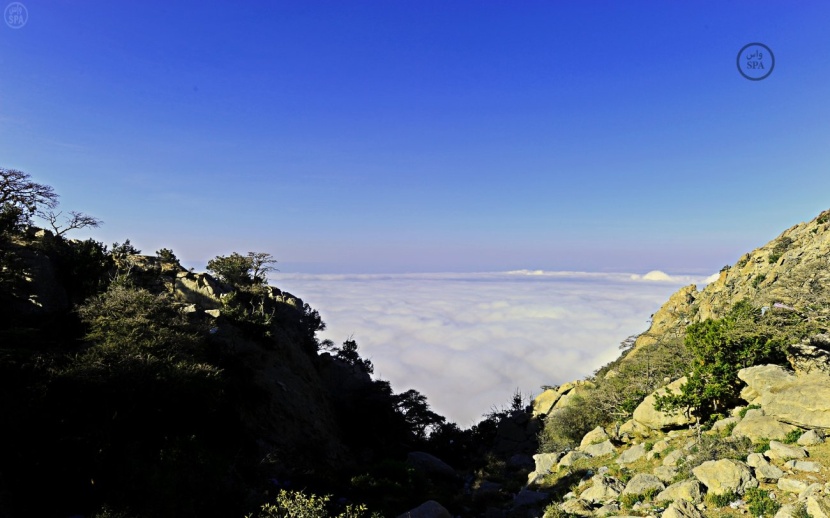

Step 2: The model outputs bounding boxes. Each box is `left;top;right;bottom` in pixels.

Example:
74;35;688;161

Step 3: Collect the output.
394;389;446;440
655;299;797;421
330;338;374;374
0;168;58;225
207;252;277;288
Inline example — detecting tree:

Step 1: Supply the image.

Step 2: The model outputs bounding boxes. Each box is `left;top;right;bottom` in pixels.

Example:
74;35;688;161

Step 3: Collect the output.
394;389;446;440
0;168;58;222
39;210;102;236
207;251;277;287
655;299;794;422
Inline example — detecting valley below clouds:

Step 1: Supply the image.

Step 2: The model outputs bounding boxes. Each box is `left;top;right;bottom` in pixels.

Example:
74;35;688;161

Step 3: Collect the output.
275;270;714;426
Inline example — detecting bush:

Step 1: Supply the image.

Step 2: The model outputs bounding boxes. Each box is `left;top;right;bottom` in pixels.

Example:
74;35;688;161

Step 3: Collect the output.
655;300;792;422
539;394;602;452
676;435;751;480
248;489;378;518
745;487;781;517
705;490;739;507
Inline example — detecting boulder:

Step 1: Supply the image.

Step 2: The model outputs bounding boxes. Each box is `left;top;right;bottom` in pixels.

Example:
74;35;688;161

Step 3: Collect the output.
747;453;784;482
582;440;616;458
798;429;825;446
580;475;624;504
652;465;678;484
396;500;452;518
621;473;665;496
617;443;646;465
532;389;562;417
784;460;821;473
406;452;457;479
593;501;621;517
777;477;809;494
738;365;830;429
731;415;797;442
579;426;611;449
655;479;702;504
774;504;801;518
513;488;550;507
766;441;807;461
532;452;563;475
662;499;705;518
631;377;696;430
788;334;830;375
558;451;591;468
806;495;830;518
711;416;739;434
662;449;684;467
557;498;593;517
174;271;231;309
619;418;652;439
692;459;758;495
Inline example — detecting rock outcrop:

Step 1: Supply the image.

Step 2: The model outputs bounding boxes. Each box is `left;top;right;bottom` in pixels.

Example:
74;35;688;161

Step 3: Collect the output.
739;365;830;429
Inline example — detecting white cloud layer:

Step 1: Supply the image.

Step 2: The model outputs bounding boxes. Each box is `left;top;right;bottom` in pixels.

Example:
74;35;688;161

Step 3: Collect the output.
273;270;714;427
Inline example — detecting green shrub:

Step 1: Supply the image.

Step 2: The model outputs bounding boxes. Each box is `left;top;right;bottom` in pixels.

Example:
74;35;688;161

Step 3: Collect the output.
539;394;602;452
792;501;809;518
745;487;781;517
249;489;378;518
705;490;739;507
753;274;767;287
676;435;751;480
753;438;771;453
723;421;737;437
654;300;793;423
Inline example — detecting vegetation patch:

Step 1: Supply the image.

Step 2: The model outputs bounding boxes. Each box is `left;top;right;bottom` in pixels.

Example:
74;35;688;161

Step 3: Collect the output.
745;487;781;517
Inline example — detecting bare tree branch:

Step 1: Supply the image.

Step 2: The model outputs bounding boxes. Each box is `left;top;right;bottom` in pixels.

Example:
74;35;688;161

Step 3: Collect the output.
39;210;103;236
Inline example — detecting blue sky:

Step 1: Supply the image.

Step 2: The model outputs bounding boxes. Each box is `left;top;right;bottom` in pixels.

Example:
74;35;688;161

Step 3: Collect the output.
2;1;830;274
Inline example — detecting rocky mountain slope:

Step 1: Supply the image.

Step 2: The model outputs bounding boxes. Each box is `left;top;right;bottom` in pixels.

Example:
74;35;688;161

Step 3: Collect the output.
519;209;830;517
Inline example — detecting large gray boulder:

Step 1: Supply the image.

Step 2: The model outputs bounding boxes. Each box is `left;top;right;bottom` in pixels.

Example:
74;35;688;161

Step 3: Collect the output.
766;441;807;461
582;440;616;458
579;426;611;449
788;334;830;375
631;377;696;430
557;498;593;517
617;443;646;465
738;365;830;428
692;459;758;495
406;452;457;479
662;499;705;518
798;429;825;446
621;473;665;497
580;475;624;504
746;453;784;482
396;500;452;518
558;450;591;468
731;415;797;441
655;479;702;504
806;494;830;518
532;452;563;475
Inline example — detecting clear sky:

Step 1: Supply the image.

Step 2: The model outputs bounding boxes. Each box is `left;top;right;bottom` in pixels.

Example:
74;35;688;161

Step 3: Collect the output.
2;1;830;274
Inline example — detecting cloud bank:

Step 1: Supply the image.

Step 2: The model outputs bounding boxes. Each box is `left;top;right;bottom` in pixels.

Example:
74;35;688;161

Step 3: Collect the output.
273;270;713;427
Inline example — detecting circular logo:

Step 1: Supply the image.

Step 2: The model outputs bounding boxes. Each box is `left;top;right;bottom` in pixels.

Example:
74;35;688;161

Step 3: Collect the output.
4;2;27;28
737;43;774;81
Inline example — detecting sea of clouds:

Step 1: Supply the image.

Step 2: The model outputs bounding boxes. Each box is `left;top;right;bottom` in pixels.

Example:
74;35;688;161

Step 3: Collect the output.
274;270;718;427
